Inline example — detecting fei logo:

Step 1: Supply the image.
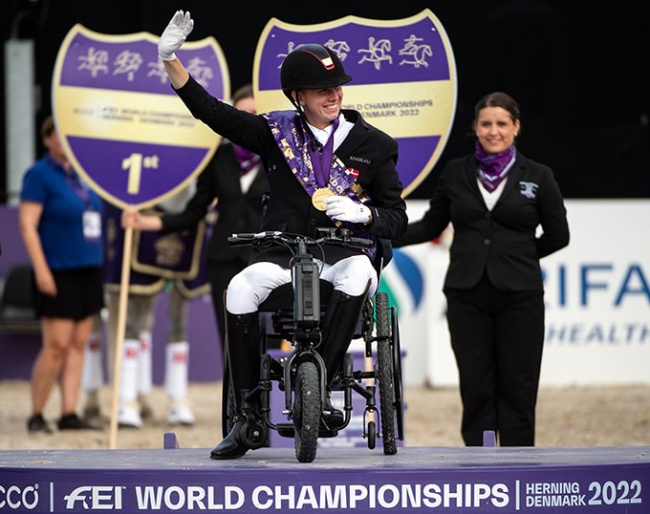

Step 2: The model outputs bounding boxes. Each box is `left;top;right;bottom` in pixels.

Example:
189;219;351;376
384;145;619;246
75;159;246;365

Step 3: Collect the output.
64;486;123;509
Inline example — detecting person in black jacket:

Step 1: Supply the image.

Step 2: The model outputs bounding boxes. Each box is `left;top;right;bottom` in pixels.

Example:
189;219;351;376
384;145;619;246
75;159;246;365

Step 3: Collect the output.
124;84;269;354
394;92;570;447
123;11;407;459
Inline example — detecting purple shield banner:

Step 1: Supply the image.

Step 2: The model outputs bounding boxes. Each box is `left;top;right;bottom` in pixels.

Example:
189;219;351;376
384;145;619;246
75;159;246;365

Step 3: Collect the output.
52;24;230;209
253;9;457;197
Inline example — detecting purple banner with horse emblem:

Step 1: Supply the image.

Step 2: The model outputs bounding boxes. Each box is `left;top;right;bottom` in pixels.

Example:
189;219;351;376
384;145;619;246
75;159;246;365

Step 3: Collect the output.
253;9;457;197
52;24;229;209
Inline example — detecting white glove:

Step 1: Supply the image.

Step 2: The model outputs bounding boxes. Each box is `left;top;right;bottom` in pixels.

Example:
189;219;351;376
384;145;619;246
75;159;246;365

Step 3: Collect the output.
158;10;194;61
323;195;372;225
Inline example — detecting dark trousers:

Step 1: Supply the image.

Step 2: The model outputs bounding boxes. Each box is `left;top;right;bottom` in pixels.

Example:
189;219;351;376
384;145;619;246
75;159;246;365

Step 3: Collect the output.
445;273;544;446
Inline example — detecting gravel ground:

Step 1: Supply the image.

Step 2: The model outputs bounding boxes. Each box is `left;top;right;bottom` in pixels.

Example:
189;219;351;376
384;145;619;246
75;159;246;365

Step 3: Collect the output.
1;381;649;450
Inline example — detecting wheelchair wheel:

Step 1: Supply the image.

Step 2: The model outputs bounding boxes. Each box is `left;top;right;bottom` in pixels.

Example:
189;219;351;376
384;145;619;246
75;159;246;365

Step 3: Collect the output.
367;420;376;450
375;292;398;455
293;361;321;463
240;418;267;450
391;305;405;441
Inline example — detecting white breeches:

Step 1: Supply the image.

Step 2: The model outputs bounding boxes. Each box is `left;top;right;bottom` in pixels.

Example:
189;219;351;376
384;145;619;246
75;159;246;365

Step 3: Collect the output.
226;255;378;314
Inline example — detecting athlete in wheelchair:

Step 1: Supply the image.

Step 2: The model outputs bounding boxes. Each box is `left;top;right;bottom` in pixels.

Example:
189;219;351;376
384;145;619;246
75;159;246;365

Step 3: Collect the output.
222;228;406;462
149;12;408;460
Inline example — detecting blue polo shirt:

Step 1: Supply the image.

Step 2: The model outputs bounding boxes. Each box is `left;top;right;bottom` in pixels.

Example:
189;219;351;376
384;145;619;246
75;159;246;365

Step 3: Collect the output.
20;155;104;270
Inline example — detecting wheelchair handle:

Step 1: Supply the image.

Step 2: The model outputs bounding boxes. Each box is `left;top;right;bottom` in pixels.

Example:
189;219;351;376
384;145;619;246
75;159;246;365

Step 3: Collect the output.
227;231;282;246
228;229;373;251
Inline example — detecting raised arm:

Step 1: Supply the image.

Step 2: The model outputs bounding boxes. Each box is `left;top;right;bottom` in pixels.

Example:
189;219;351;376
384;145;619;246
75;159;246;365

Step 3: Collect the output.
158;10;194;89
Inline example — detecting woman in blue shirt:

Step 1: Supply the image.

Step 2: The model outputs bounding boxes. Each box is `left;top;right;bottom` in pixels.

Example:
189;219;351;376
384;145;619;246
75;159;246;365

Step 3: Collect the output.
19;115;104;433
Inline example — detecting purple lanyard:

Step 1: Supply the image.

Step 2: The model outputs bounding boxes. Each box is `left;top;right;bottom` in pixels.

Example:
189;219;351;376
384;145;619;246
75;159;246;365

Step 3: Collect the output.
305;118;340;187
66;173;92;208
47;154;94;211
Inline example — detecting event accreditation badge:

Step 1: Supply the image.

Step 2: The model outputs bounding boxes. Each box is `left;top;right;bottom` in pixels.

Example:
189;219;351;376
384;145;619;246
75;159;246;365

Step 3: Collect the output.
51;24;230;211
254;9;457;198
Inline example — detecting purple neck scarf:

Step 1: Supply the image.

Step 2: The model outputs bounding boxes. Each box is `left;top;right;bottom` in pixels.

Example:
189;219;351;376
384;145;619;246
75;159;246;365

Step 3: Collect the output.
233;144;261;175
475;142;516;192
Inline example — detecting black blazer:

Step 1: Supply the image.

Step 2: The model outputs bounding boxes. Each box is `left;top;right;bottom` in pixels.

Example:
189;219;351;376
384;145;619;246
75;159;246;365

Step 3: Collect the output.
176;76;407;268
160;142;270;265
394;153;569;291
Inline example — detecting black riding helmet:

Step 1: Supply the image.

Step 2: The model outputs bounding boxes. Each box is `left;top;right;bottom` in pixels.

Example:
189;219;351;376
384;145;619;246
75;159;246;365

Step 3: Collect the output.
280;44;353;102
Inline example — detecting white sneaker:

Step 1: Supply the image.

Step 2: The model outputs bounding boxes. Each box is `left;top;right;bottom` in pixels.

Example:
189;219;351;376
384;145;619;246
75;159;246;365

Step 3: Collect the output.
168;402;195;426
118;403;143;428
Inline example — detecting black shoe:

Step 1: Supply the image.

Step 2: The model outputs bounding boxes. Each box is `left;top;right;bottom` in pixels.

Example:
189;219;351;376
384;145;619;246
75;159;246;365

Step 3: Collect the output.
58;413;100;430
210;421;250;460
27;414;53;434
322;391;344;427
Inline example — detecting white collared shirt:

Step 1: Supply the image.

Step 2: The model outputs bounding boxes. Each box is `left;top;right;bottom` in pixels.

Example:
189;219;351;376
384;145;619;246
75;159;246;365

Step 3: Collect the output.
307;114;354;152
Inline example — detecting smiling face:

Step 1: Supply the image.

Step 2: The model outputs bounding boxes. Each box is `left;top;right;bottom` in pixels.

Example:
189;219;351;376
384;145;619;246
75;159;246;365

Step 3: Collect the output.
295;85;343;129
474;106;520;155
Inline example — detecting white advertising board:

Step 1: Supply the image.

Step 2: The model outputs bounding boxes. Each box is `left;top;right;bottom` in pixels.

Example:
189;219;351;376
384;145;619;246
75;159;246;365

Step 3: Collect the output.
382;199;650;387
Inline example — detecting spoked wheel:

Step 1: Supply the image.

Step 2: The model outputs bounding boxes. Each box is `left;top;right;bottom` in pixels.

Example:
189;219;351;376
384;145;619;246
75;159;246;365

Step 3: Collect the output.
293;361;321;463
375;292;398;455
391;305;405;441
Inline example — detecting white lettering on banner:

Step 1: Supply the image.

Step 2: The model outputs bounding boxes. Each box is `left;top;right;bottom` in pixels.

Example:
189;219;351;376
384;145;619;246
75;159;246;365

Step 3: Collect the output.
250;482;510;509
0;484;39;509
587;480;643;506
526;481;580;494
64;485;123;509
526;494;586;507
135;485;245;509
521;479;643;508
19;476;645;512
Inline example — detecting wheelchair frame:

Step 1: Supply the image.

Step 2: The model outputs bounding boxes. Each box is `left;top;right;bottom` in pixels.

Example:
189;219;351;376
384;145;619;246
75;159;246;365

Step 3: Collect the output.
221;228;404;463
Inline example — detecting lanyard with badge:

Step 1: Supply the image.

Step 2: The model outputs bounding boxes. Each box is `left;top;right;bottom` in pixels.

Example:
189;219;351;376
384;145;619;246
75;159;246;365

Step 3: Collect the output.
67;173;101;241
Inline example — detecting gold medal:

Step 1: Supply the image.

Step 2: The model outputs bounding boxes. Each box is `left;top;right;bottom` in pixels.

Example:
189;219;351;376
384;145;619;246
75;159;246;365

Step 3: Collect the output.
312;187;335;211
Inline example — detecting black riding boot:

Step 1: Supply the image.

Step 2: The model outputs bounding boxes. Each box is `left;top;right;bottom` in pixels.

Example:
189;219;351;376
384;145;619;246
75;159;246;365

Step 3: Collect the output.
211;311;261;460
319;290;367;426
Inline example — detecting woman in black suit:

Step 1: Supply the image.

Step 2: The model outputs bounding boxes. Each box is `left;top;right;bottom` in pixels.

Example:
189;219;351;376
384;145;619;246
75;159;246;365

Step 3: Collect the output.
394;92;569;446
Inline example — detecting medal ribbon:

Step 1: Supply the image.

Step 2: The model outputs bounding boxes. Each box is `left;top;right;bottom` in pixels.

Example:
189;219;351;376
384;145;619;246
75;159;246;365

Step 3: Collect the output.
305;118;339;187
262;112;378;262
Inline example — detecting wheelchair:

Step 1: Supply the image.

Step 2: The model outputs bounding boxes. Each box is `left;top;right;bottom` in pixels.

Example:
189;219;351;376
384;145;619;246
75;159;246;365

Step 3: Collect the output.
221;228;404;463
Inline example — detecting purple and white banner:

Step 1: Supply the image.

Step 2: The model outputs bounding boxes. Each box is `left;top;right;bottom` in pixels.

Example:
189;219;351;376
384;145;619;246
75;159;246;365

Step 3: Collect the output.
52;24;229;209
1;446;648;513
253;9;457;197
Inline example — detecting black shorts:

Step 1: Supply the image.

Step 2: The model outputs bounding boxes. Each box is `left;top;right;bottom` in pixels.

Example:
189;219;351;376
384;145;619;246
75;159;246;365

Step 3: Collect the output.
33;266;104;321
